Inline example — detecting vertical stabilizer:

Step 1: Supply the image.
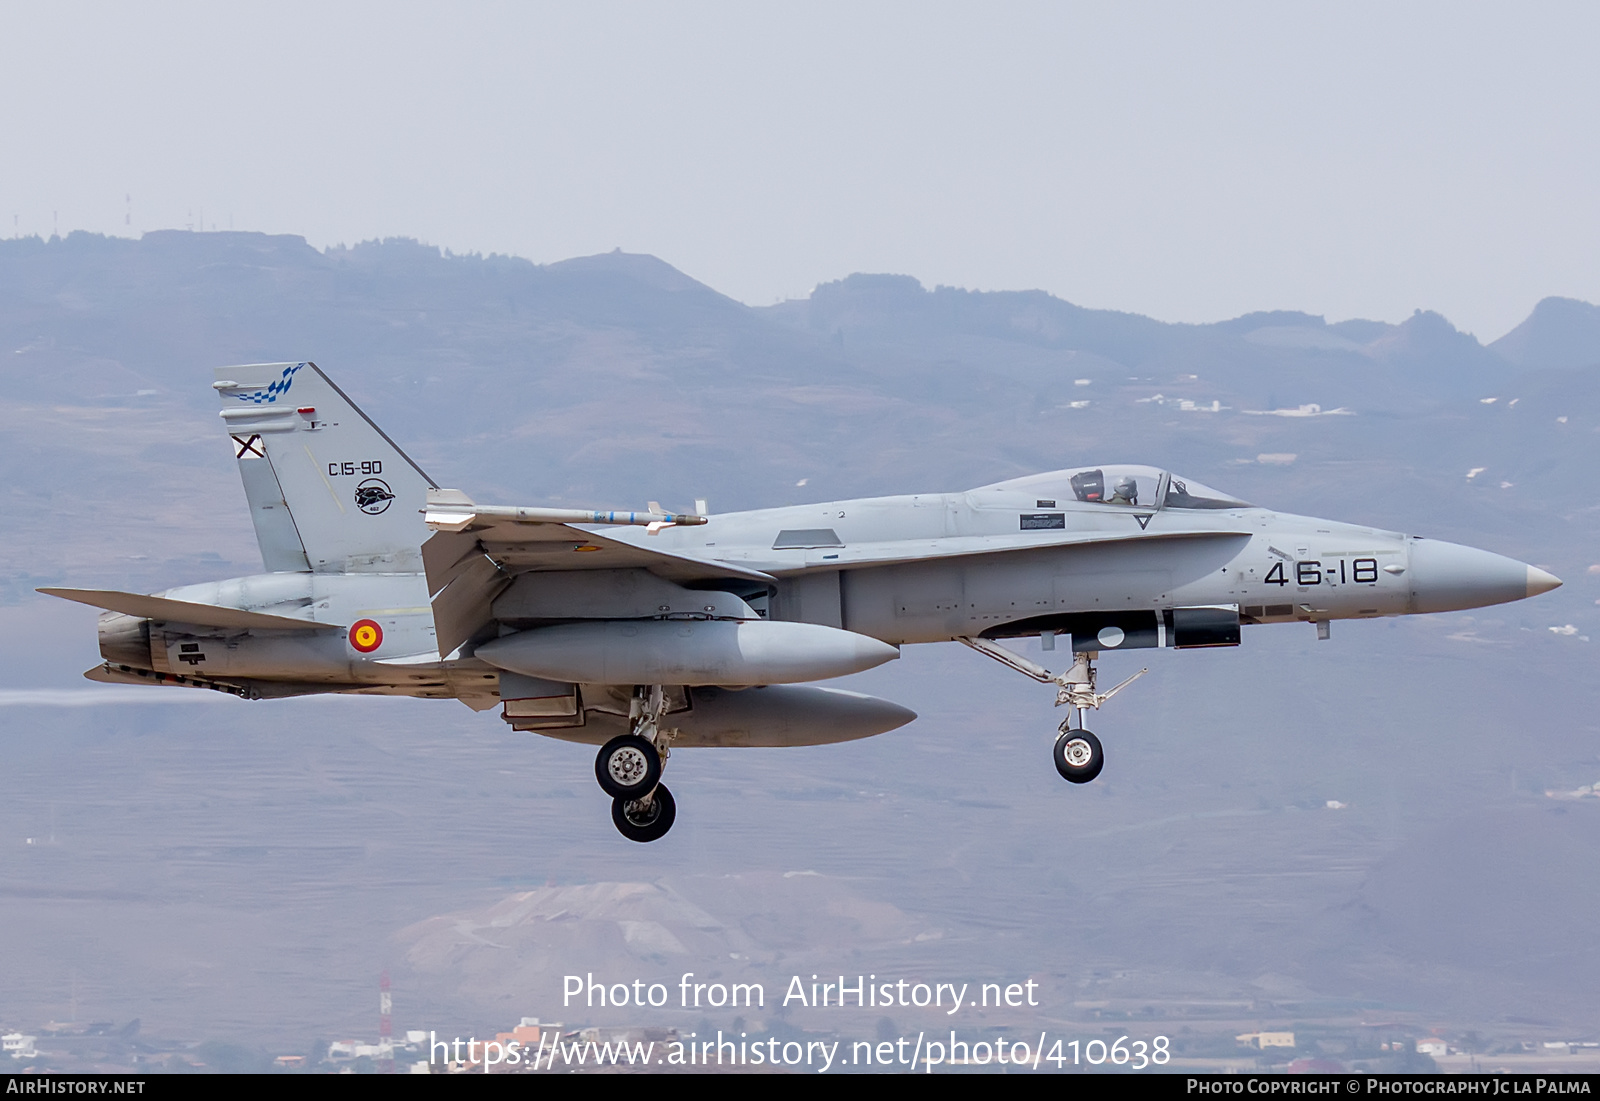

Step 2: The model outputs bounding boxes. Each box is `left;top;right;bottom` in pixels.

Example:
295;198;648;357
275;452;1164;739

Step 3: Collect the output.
215;362;436;573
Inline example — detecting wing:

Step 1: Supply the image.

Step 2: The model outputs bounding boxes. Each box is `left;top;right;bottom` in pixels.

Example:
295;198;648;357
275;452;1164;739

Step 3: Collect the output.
39;587;343;631
421;497;775;657
422;522;774;593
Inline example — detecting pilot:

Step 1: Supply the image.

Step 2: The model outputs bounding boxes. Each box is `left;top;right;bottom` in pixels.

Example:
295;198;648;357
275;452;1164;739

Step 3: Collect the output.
1107;476;1138;505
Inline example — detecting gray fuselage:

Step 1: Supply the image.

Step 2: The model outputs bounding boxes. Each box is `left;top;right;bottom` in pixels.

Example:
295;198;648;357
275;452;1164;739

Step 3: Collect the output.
124;467;1549;694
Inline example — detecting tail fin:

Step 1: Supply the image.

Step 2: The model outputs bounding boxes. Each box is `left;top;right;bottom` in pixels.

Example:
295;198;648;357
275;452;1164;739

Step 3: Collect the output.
214;362;436;573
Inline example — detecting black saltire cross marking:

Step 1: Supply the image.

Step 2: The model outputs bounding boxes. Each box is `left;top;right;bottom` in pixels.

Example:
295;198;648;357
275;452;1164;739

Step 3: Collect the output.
232;434;265;459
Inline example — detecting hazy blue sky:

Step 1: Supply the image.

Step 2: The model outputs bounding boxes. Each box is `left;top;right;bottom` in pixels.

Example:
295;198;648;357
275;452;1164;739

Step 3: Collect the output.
3;1;1596;339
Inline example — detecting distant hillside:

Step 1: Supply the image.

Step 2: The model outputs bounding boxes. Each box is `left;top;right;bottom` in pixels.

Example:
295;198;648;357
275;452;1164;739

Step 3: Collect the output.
4;229;1600;1042
765;271;1518;408
0;231;1536;424
1490;295;1600;371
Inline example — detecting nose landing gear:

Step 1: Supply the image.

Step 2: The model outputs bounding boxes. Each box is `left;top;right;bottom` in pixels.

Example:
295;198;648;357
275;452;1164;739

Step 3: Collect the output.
960;638;1146;786
1053;728;1104;783
594;685;679;842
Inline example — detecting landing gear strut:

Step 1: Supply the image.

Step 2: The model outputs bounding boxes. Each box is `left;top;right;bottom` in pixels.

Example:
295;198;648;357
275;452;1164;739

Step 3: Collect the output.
594;685;679;842
959;638;1146;786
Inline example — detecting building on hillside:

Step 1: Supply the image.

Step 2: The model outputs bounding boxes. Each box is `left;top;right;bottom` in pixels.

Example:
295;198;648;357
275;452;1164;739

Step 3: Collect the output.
3;1033;39;1060
1237;1031;1296;1049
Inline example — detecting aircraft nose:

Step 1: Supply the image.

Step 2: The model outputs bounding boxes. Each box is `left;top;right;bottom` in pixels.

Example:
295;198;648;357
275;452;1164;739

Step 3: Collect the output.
1407;538;1562;614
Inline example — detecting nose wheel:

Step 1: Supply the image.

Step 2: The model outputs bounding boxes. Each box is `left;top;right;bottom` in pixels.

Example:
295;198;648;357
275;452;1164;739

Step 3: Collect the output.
594;685;679;841
959;638;1147;787
1053;727;1103;783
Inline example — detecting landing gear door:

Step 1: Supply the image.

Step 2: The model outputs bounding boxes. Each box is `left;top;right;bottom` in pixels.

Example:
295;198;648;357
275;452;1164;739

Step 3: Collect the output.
500;672;584;729
1164;605;1241;648
1067;611;1162;653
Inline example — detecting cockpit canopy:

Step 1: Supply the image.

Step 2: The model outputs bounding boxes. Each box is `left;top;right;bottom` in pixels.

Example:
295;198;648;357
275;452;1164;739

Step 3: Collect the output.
976;465;1250;511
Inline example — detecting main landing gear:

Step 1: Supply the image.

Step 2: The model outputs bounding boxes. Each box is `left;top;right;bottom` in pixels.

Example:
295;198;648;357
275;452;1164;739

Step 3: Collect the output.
959;639;1146;787
594;685;678;842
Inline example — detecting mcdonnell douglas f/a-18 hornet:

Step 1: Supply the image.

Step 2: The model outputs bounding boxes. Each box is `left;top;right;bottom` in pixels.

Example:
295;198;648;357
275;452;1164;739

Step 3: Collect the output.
45;363;1561;841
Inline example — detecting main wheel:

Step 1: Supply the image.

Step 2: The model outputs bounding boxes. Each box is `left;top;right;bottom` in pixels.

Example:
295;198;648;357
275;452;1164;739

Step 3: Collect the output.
595;734;662;799
612;784;677;843
1053;729;1104;784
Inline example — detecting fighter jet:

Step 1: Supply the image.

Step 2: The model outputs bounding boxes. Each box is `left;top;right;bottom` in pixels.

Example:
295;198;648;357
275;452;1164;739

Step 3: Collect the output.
43;362;1562;842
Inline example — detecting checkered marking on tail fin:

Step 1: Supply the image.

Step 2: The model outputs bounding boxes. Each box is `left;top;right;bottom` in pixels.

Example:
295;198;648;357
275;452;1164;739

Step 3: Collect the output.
233;362;305;404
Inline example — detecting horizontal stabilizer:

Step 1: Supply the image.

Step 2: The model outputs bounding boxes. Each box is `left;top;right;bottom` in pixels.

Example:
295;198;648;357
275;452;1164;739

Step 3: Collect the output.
86;663;360;699
84;662;246;694
40;588;342;632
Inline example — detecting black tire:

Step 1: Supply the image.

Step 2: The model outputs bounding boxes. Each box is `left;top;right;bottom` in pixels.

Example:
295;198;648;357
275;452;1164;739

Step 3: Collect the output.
612;784;677;843
595;734;661;799
1053;729;1104;784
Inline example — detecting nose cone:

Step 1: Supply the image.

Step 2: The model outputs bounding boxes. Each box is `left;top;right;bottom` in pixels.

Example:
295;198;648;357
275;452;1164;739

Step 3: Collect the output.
1408;539;1562;614
1527;565;1563;598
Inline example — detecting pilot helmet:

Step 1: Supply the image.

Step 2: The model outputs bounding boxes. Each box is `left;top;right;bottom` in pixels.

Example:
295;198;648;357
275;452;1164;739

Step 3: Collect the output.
1113;475;1137;499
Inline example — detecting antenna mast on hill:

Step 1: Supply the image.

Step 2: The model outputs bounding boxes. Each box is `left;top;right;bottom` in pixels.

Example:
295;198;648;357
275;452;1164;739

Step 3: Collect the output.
379;971;393;1074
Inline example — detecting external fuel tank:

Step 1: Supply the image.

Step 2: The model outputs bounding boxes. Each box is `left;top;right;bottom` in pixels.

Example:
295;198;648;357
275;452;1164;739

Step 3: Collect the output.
475;619;899;686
